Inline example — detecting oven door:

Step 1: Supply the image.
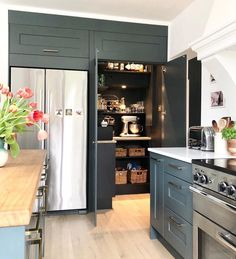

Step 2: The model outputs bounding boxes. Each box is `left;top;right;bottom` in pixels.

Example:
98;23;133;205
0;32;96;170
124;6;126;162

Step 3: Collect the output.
193;211;236;259
190;185;236;259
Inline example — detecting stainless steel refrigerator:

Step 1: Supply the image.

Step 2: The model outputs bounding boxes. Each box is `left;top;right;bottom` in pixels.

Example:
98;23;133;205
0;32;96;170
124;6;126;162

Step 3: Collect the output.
11;68;87;211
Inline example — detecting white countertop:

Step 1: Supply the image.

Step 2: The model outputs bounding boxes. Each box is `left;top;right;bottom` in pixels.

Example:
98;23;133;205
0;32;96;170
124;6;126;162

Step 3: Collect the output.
148;147;233;163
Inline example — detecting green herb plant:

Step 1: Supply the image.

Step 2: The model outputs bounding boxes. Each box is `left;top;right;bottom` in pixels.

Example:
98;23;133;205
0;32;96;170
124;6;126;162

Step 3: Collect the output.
222;124;236;141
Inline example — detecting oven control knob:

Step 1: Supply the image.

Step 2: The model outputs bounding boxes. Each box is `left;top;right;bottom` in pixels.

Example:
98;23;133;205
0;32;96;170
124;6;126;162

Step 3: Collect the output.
193;173;201;182
199;175;208;184
218;182;228;192
226;185;236;196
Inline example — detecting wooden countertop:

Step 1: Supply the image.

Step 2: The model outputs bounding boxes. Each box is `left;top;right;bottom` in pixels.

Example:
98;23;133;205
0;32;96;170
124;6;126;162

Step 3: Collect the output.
0;150;46;228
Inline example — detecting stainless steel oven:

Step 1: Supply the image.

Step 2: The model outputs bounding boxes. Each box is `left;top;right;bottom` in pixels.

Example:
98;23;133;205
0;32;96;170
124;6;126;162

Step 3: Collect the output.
191;159;236;259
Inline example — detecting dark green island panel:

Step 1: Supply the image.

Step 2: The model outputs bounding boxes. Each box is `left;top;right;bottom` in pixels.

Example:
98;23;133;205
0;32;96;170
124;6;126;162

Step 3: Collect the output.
150;152;193;259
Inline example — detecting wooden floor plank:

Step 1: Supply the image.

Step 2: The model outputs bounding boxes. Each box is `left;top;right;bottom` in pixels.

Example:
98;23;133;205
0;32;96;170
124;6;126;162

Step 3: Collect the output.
45;194;174;259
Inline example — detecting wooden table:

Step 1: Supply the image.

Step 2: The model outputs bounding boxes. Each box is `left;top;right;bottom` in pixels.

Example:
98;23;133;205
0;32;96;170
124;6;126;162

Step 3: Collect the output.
0;150;46;259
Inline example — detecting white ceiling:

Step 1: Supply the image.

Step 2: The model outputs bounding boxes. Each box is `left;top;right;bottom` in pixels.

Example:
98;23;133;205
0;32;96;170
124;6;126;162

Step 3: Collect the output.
1;0;195;23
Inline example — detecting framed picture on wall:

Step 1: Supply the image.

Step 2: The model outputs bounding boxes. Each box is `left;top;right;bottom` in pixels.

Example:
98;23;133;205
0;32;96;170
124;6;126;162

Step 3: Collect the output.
211;91;224;107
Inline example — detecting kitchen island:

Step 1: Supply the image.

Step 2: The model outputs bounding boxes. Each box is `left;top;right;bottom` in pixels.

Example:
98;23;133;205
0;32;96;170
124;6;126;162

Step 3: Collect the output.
0;150;46;259
148;147;233;259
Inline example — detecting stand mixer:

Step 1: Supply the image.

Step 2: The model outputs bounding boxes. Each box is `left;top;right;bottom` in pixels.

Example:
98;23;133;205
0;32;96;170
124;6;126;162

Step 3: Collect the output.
120;116;140;137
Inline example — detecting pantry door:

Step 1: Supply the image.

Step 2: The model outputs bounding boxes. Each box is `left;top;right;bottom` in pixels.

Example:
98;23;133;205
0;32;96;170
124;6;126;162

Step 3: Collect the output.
161;56;187;147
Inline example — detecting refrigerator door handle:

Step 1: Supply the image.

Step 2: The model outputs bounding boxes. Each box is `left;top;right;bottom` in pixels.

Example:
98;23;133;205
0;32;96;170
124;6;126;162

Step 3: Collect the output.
46;92;51;160
39;88;44;149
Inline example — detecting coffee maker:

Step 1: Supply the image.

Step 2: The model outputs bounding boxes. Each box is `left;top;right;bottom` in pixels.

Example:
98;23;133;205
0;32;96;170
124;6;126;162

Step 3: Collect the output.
120;116;140;137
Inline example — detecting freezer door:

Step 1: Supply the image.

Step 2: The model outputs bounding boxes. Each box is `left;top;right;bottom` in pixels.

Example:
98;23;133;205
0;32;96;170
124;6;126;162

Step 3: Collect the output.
10;67;45;149
46;69;87;211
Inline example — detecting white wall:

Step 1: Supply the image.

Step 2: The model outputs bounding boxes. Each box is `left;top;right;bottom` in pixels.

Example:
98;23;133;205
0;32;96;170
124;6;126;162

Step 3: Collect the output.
201;51;236;126
0;4;9;85
169;0;236;60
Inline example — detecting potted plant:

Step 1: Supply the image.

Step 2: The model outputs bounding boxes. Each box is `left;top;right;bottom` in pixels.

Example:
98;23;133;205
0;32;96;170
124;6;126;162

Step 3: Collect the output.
0;83;49;166
222;122;236;156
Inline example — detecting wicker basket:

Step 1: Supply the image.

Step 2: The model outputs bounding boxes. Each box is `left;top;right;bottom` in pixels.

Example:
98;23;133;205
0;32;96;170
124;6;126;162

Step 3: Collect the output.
115;168;127;184
128;147;145;157
128;169;148;184
115;148;127;157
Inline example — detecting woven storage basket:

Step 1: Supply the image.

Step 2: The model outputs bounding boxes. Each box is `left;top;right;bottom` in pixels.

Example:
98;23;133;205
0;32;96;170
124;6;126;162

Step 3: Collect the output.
128;169;148;184
128;147;145;157
115;168;127;184
115;148;127;157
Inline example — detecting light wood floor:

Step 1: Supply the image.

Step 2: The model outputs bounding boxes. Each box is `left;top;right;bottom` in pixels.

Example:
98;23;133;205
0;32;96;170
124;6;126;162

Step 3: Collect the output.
45;194;174;259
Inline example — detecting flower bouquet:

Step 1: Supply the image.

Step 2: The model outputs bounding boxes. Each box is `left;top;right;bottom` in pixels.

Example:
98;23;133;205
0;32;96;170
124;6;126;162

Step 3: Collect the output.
0;83;49;158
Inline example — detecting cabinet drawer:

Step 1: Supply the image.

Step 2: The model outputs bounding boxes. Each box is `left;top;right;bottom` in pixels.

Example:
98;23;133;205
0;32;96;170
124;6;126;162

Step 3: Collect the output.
164;207;193;259
164;157;192;183
10;24;89;58
95;31;167;63
164;173;192;224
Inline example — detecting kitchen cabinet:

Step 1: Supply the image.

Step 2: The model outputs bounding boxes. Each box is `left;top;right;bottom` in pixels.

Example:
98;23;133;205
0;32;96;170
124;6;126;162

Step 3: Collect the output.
149;153;193;259
150;153;164;236
97;141;116;209
95;31;167;63
10;24;89;58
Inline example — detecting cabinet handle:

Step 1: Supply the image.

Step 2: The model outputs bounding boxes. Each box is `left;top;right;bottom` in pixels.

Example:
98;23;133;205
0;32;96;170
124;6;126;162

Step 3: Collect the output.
168;181;182;190
152;158;162;163
169;216;184;227
43;48;59;53
168;163;185;170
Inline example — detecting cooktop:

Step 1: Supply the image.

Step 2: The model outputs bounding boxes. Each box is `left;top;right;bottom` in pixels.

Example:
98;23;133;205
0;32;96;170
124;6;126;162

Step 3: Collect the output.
192;158;236;176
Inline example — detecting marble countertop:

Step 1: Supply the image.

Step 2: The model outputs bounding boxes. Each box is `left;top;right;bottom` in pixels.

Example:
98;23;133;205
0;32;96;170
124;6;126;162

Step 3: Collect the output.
148;147;233;163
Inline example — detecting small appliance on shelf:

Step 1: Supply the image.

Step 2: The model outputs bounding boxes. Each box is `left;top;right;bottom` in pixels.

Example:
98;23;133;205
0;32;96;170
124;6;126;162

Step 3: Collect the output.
120;115;143;137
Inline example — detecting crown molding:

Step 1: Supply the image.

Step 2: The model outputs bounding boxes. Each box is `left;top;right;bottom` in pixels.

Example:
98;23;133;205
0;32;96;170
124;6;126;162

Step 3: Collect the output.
190;21;236;60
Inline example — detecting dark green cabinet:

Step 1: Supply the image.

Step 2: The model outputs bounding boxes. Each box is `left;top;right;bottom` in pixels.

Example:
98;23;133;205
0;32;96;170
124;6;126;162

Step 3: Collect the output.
150;153;193;259
164;207;193;259
9;24;89;58
150;154;164;236
97;142;116;210
164;173;193;224
95;31;167;62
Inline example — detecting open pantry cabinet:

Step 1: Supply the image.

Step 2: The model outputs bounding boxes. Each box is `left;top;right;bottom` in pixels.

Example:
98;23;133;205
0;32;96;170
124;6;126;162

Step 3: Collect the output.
97;61;154;196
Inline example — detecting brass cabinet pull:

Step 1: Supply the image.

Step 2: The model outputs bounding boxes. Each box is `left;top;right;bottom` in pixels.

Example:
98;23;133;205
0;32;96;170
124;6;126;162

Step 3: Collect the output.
43;48;59;53
168;163;185;170
152;158;162;163
169;216;184;227
168;181;182;190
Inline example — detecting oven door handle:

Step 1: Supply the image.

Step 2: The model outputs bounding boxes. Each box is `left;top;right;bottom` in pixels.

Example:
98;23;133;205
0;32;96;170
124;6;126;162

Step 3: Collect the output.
189;186;236;215
217;232;236;253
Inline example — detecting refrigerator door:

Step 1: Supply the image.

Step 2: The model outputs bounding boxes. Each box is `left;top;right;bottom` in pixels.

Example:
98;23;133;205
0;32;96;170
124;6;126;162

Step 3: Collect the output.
10;67;45;149
46;69;87;211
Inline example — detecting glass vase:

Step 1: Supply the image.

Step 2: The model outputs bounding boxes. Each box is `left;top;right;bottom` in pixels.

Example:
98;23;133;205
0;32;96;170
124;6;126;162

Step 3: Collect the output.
0;138;9;167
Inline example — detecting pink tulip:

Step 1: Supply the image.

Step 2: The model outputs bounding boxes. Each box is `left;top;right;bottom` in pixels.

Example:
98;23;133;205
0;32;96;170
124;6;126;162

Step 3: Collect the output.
16;87;33;99
0;84;3;90
1;86;9;95
42;114;49;124
38;130;48;140
7;92;13;98
29;102;37;109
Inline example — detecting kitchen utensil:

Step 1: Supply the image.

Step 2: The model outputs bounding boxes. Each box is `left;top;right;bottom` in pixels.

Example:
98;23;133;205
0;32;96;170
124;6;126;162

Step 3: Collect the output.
228;121;235;128
212;120;219;132
221;116;231;127
218;118;227;132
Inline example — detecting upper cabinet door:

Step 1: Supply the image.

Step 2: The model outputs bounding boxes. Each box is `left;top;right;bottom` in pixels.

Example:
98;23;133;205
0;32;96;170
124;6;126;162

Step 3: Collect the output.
95;31;167;63
9;24;89;58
